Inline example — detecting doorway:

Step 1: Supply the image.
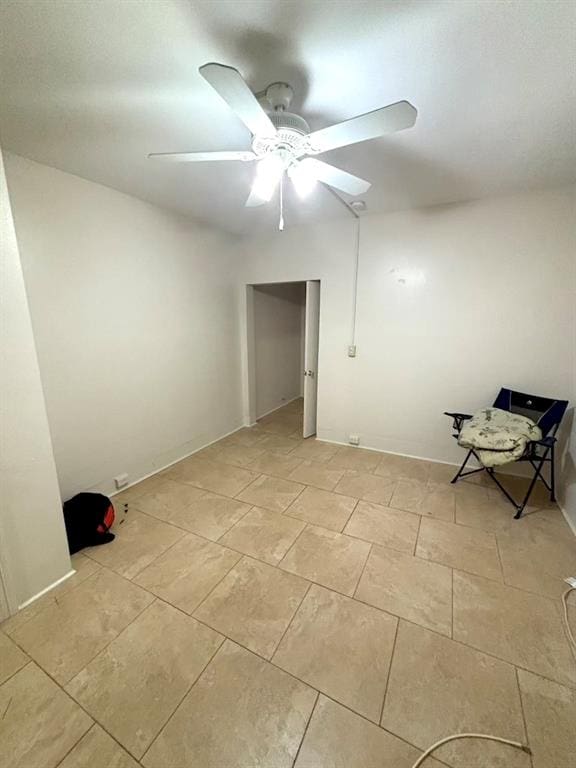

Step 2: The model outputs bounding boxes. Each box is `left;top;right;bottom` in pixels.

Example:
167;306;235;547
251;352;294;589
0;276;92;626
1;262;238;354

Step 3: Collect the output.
244;280;320;438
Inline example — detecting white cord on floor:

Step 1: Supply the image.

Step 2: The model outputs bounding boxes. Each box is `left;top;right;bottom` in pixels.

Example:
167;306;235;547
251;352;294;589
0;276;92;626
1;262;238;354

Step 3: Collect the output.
562;586;576;657
410;732;531;768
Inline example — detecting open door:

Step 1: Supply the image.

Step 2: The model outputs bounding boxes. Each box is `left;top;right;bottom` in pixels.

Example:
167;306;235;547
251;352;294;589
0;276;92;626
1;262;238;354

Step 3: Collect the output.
303;280;320;438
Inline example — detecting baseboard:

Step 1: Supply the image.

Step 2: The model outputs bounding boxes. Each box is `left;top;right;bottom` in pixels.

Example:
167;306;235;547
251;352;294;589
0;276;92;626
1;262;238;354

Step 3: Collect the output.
316;437;543;480
255;396;302;422
109;422;247;500
559;503;576;536
18;568;76;611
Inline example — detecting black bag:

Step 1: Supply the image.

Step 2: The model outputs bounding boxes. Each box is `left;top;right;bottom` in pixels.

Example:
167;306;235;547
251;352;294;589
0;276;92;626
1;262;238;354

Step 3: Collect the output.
63;492;116;554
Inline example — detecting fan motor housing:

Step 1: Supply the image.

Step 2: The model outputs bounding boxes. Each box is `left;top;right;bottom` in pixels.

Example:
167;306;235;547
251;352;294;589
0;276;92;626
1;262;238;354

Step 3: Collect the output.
252;109;311;159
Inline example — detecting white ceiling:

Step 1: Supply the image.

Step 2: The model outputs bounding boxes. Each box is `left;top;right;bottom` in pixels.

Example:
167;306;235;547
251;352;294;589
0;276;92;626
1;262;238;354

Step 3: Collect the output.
1;0;575;233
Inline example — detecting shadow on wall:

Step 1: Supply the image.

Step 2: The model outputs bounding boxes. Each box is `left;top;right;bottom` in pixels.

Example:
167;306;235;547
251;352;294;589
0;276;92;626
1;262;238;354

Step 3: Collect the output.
559;407;575;504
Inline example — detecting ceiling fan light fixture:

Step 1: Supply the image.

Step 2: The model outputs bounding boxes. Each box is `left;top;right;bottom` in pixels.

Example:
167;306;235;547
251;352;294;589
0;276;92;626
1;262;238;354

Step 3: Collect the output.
251;154;284;202
288;162;317;199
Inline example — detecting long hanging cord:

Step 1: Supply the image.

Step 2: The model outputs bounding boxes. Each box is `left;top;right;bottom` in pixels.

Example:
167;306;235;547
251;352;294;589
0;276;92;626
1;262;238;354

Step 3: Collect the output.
279;172;284;231
350;215;360;347
410;586;575;767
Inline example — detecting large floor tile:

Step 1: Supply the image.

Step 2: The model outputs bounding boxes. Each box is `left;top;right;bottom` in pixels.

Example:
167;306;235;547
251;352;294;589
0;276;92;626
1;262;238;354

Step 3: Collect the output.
142;640;316;768
67;601;222;758
0;632;29;685
390;479;455;521
416;517;502;580
273;585;397;722
344;500;419;553
194;557;309;658
334;470;396;505
453;570;576;686
237;474;305;513
294;695;443;768
286;486;357;532
218;426;267;448
247;452;304;479
219;506;305;565
427;462;459;484
289;461;345;491
134;533;241;613
1;553;101;637
355;545;452;635
454;486;516;532
518;669;576;768
255;433;302;454
131;479;206;523
327;446;381;472
0;663;92;768
200;443;266;468
257;413;303;436
375;454;431;483
163;492;252;540
382;622;530;768
166;457;259;496
496;511;576;598
84;509;184;580
9;569;153;684
279;524;370;596
58;724;140;768
291;439;339;463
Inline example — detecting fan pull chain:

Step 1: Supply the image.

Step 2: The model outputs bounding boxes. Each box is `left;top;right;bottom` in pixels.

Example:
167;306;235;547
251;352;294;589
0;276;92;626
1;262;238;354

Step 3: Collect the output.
279;172;285;231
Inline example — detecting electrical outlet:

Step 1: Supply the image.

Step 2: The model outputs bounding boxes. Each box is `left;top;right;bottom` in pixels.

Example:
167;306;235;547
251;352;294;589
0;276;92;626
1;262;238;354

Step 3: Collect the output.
349;435;360;446
348;345;357;357
114;473;129;489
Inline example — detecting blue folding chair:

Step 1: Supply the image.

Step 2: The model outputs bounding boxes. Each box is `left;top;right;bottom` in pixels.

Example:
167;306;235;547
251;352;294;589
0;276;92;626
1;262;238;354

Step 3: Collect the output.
445;388;569;518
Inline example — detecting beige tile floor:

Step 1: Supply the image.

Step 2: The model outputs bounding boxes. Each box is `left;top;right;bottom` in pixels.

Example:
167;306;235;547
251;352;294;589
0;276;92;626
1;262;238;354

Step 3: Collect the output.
1;398;575;768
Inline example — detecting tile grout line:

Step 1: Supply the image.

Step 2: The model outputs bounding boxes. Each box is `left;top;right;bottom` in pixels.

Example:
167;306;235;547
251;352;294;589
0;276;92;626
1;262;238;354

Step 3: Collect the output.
289;690;320;767
413;513;423;556
276;522;312;570
350;589;576;691
0;658;33;690
514;666;535;768
352;542;373;599
53;722;98;768
270;581;313;662
379;616;399;727
139;631;227;764
5;644;145;765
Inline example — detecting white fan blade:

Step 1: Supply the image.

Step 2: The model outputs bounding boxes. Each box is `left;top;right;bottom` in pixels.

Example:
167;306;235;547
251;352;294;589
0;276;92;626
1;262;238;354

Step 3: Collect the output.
306;100;417;154
244;186;268;207
298;158;371;195
199;63;276;138
148;150;256;162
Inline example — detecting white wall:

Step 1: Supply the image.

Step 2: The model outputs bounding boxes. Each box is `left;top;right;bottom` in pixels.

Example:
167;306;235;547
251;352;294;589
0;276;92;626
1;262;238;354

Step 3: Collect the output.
0;148;72;611
559;240;576;531
253;282;305;417
241;187;576;474
5;154;244;500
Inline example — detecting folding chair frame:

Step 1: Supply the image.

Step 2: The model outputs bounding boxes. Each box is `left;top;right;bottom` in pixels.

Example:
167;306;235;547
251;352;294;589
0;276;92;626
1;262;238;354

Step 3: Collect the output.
444;389;568;519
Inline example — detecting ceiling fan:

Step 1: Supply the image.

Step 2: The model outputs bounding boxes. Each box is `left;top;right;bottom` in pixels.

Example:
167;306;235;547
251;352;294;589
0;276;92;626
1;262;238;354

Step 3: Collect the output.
149;63;417;220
